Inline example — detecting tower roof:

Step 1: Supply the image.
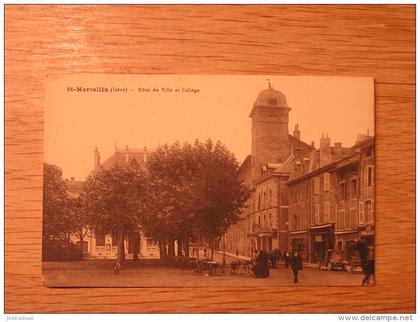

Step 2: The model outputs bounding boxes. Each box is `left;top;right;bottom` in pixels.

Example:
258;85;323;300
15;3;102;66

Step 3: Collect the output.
254;87;289;108
250;86;290;117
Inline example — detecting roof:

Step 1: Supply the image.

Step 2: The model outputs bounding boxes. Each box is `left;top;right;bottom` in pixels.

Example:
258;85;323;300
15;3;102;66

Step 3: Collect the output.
100;147;154;171
65;179;84;198
249;86;291;117
255;87;288;107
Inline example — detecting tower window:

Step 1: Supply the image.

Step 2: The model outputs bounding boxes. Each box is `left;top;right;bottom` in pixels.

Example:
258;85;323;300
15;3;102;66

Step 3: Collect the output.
270;98;277;105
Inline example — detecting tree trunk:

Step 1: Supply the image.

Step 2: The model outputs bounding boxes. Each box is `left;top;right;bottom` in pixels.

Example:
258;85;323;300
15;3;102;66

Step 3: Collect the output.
211;239;215;261
80;232;84;259
117;225;126;266
184;238;190;257
177;239;183;257
168;238;175;257
197;233;200;262
159;240;167;260
132;232;140;262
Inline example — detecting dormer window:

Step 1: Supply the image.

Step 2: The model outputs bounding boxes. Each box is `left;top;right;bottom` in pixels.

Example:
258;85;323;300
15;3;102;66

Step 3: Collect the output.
270;98;277;105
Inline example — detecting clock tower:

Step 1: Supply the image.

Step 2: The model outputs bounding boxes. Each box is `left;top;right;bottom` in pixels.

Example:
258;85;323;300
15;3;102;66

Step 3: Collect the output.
249;84;291;183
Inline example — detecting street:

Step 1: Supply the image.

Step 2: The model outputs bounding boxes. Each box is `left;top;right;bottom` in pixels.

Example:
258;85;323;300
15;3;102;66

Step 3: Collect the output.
43;257;367;287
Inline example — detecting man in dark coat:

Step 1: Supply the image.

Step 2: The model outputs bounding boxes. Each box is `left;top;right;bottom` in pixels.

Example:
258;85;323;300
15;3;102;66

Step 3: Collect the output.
354;238;374;286
290;249;303;283
256;250;270;278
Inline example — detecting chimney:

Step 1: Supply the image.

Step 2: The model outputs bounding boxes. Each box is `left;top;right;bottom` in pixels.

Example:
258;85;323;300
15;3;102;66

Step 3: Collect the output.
334;142;342;158
293;123;301;140
311;141;315;148
94;147;100;170
320;133;331;167
125;145;129;163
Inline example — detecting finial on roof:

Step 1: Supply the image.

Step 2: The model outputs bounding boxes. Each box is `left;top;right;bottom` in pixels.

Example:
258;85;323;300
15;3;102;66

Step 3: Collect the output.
266;78;272;89
115;140;118;151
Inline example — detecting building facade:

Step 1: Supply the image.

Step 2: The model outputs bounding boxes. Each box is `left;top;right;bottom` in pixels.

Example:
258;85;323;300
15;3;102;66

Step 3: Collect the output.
67;145;161;259
225;85;375;263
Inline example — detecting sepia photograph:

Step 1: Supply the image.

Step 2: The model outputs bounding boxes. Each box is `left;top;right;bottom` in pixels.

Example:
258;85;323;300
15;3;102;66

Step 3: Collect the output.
42;74;375;287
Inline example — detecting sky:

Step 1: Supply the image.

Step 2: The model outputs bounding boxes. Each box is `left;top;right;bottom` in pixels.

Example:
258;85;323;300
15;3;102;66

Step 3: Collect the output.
44;74;374;180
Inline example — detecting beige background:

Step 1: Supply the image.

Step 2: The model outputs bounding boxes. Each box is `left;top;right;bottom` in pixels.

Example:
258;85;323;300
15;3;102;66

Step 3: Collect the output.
5;5;415;313
45;74;374;180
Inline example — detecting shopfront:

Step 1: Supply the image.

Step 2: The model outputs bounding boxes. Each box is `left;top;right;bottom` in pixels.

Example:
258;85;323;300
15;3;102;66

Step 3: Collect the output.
308;224;334;263
334;231;359;262
288;231;307;261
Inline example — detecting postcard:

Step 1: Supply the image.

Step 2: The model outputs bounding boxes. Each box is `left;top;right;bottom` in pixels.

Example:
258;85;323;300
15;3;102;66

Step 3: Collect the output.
43;74;374;287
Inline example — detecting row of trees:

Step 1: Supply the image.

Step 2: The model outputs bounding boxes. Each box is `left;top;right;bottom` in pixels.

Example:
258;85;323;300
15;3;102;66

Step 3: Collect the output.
43;139;249;265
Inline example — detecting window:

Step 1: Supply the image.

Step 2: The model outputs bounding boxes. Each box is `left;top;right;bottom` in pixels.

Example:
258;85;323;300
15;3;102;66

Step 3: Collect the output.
95;234;105;246
310;206;315;226
258;193;261;210
270;98;277;105
359;202;364;224
339;182;346;201
367;166;374;186
324;200;330;222
269;189;272;204
324;173;330;192
314;203;320;224
345;209;351;229
350;208;357;229
146;239;155;248
366;146;373;157
130;158;140;170
314;177;320;194
337;211;345;230
351;178;357;198
365;200;373;223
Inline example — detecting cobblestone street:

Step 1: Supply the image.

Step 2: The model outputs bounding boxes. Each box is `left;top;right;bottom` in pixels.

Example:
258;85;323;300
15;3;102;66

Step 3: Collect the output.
43;258;366;288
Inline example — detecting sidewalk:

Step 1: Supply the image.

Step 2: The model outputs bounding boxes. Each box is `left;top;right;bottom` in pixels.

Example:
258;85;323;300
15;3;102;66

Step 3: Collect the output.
216;251;362;272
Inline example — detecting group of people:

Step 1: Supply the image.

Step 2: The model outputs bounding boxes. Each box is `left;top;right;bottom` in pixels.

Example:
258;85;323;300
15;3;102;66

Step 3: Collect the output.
251;248;303;283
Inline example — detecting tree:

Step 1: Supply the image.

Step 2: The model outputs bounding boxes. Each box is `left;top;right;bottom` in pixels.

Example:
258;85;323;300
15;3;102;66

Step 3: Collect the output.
66;194;89;257
43;163;70;240
189;140;250;259
145;139;249;259
83;166;149;265
145;142;197;259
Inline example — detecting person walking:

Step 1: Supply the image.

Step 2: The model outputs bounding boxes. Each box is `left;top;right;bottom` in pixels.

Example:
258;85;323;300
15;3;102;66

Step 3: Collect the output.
362;244;375;286
354;238;374;286
290;249;303;284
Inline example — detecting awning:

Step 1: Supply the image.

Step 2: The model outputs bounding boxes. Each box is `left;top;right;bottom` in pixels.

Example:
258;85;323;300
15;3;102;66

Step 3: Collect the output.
309;224;332;230
361;231;375;236
289;230;307;235
334;230;358;235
